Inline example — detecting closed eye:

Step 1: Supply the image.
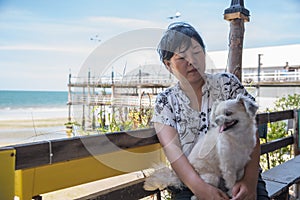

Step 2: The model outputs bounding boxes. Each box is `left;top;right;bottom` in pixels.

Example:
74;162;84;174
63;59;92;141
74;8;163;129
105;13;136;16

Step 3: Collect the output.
175;54;185;60
225;111;233;116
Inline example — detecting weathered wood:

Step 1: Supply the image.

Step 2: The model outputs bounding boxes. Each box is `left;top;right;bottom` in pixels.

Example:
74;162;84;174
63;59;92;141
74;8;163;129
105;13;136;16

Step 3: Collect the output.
224;0;250;81
260;136;294;155
224;12;249;21
262;155;300;185
12;128;158;170
74;178;161;200
7;110;297;170
227;18;245;80
263;179;288;199
262;155;300;199
294;109;300;156
256;110;294;125
0;109;298;200
4;109;296;170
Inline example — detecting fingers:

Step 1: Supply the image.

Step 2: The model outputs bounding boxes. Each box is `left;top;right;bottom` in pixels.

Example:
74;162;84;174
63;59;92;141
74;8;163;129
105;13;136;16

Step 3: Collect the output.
218;189;230;200
231;184;240;197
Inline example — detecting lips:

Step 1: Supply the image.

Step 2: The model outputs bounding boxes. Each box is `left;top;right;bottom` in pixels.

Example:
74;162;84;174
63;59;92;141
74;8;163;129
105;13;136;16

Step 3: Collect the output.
187;68;198;73
219;120;239;133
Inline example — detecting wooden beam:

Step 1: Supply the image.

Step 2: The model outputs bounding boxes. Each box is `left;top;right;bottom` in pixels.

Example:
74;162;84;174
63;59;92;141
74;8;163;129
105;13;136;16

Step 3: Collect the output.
74;178;161;200
9;110;296;170
0;147;15;200
13;128;158;170
256;110;294;125
261;136;294;155
224;12;250;22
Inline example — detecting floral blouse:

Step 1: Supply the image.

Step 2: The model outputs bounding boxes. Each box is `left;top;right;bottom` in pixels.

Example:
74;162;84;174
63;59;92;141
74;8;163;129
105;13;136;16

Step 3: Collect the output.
151;72;254;156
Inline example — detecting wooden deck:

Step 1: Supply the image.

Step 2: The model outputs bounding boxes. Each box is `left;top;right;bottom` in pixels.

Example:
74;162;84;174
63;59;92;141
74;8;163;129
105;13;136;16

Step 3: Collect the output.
0;109;299;200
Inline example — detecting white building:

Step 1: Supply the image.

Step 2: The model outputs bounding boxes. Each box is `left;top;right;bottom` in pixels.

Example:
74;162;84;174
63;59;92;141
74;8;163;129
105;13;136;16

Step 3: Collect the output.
207;44;300;83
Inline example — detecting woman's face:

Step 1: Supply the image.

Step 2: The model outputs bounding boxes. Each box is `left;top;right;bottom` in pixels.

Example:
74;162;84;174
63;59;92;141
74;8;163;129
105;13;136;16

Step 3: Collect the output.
166;38;206;85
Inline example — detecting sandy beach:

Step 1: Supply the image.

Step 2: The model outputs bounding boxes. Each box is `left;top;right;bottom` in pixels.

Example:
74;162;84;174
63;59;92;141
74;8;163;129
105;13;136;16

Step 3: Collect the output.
1;91;169;199
0;117;69;147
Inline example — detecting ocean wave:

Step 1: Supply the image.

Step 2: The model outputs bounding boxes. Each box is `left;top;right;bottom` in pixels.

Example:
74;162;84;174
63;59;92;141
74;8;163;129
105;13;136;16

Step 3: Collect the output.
0;106;69;121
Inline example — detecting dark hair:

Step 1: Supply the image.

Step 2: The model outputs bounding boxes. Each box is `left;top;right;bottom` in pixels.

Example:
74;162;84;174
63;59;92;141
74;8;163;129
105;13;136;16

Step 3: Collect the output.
157;22;206;63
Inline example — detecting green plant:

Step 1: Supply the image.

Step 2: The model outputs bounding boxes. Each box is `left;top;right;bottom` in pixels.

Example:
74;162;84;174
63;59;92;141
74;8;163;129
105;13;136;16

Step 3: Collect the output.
64;121;81;128
260;94;300;170
260;121;291;170
274;94;300;111
95;106;153;134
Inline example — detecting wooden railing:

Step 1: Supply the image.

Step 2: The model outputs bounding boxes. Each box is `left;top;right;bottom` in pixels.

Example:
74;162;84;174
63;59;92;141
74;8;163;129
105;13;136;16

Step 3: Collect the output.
0;110;299;200
257;110;299;156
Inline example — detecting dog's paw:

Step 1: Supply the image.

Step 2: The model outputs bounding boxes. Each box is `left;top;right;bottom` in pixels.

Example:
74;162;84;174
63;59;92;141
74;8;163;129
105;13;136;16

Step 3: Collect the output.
143;166;172;191
143;178;161;191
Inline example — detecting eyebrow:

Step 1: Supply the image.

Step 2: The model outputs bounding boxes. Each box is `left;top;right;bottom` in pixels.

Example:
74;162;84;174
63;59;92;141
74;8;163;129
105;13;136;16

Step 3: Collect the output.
193;45;202;50
177;44;202;54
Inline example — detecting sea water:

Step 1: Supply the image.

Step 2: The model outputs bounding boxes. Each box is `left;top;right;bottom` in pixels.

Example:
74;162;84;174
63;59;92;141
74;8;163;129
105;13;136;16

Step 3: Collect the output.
0;90;69;145
0;90;68;120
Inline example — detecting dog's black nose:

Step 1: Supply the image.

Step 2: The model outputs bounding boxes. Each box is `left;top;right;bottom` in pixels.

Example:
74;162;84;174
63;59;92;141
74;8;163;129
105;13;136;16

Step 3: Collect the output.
215;117;224;125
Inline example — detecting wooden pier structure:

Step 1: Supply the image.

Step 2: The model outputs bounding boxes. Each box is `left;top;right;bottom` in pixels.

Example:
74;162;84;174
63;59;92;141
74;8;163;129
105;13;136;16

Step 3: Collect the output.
66;63;300;132
67;65;176;131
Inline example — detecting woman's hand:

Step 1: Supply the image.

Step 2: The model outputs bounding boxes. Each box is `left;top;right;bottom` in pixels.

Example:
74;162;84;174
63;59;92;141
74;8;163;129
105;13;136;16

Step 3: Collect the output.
192;181;229;200
155;123;229;200
231;179;256;200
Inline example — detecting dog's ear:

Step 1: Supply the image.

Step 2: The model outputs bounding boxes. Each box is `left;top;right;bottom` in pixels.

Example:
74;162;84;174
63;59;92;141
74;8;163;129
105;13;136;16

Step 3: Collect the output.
237;94;258;118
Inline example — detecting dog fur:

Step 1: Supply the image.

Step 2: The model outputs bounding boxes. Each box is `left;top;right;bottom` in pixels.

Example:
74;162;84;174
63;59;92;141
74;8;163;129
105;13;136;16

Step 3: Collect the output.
144;94;258;198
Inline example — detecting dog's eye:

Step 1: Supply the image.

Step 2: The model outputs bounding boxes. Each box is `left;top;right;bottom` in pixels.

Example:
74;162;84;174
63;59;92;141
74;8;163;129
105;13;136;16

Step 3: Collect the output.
225;111;233;116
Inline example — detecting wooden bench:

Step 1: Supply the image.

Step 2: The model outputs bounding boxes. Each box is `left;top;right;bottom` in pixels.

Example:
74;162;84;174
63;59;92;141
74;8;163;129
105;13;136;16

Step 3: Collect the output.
0;128;164;200
75;109;300;200
0;110;299;200
262;155;300;199
74;178;161;200
258;110;300;199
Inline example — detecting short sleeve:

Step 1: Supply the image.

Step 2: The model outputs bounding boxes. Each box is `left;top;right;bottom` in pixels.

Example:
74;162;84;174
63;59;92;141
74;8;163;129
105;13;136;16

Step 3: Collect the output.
208;73;255;102
225;73;255;101
151;92;177;128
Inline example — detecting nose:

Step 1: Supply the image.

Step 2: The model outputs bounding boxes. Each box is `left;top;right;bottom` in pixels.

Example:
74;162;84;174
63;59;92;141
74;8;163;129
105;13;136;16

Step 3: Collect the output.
186;55;194;67
215;116;225;125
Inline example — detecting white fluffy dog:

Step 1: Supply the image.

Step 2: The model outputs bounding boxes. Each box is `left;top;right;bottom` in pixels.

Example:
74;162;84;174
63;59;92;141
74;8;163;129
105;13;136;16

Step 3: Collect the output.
144;94;258;199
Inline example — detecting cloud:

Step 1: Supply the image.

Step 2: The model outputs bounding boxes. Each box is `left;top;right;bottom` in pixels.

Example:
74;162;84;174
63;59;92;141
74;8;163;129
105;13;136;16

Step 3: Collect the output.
86;16;164;29
0;44;90;53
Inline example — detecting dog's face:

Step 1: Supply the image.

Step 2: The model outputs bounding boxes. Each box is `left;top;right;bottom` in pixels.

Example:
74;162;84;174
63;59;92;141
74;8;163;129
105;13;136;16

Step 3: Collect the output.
210;94;258;133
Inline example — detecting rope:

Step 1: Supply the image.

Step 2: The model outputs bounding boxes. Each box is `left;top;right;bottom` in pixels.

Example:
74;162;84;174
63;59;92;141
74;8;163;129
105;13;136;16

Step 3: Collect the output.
47;140;53;164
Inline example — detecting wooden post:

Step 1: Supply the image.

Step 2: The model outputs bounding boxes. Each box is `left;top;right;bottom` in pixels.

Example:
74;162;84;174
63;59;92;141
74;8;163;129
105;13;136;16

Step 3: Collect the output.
294;109;300;199
82;86;85;130
0;147;15;200
294;109;300;156
68;72;72;122
224;0;250;81
87;70;91;130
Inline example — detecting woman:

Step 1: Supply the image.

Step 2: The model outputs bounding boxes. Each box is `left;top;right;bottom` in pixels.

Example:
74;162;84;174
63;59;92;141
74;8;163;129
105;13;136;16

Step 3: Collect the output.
151;22;269;200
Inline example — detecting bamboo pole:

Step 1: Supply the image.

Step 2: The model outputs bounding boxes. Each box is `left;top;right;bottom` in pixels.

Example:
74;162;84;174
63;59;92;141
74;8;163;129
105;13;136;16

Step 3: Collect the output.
224;0;250;81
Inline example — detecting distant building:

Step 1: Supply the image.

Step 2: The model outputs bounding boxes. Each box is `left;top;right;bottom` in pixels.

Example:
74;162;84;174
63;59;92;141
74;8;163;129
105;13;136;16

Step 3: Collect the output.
207;44;300;83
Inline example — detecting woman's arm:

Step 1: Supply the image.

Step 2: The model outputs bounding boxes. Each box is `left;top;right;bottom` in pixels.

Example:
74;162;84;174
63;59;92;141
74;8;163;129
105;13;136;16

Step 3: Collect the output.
154;122;229;200
231;131;260;200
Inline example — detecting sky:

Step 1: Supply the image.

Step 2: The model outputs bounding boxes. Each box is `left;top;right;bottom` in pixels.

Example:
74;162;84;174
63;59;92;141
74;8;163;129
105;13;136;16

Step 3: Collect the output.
0;0;300;91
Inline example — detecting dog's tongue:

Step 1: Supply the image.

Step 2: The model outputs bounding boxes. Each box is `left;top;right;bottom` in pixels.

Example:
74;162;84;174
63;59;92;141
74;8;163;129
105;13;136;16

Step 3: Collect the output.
219;125;226;133
219;121;236;133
